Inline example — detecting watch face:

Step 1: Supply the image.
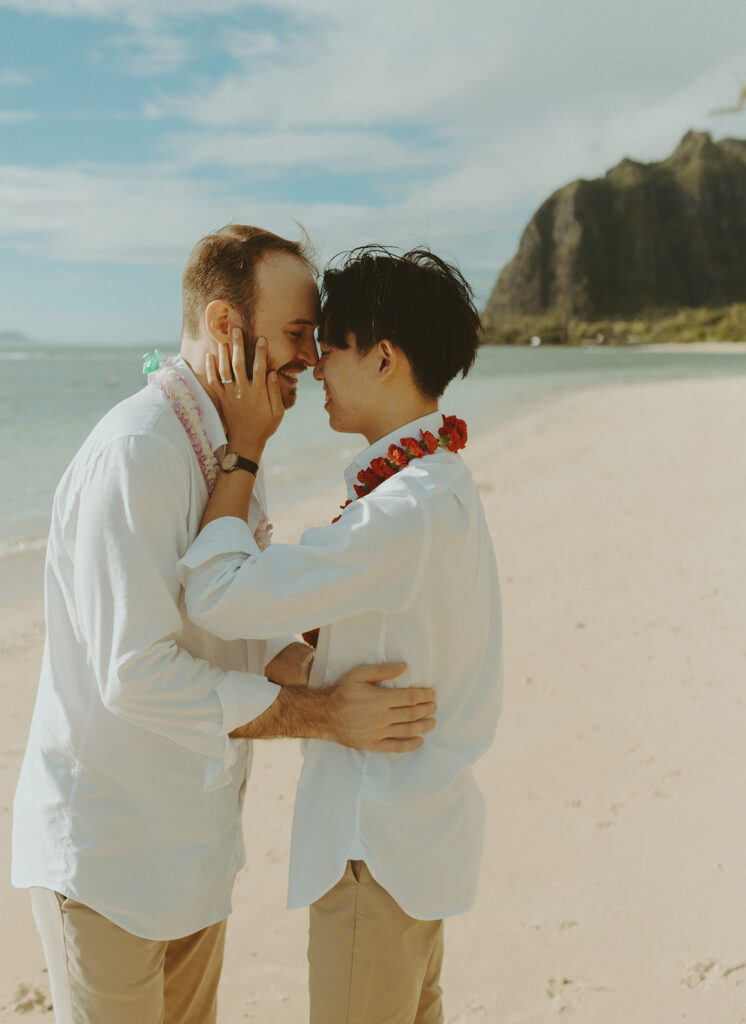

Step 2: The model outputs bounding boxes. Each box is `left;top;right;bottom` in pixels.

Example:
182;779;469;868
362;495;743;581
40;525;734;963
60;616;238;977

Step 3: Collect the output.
221;452;238;472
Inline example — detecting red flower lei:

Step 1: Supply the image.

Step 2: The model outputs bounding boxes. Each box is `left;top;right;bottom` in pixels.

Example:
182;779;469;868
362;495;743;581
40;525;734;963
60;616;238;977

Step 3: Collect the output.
301;414;467;648
331;413;468;521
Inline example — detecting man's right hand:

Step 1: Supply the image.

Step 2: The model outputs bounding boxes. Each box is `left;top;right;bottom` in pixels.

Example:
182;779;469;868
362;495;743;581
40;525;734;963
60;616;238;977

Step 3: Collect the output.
326;662;436;753
229;661;436;747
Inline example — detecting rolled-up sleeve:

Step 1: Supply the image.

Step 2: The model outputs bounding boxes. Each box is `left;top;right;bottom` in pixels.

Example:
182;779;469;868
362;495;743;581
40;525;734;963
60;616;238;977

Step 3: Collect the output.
178;492;428;641
74;434;281;791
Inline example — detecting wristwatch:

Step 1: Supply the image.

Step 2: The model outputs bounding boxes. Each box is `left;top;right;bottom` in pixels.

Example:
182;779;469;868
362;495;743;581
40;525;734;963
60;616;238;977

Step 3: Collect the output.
220;452;259;476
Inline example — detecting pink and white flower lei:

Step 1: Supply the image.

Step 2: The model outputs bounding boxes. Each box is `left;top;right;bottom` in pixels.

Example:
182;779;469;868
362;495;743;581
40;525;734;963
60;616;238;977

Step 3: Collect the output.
144;352;274;550
147;356;220;494
252;511;274;552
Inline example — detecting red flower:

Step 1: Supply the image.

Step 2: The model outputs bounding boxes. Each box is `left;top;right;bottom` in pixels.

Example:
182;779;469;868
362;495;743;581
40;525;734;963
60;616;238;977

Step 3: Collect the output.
399;436;423;458
357;467;380;491
353;482;368;498
332;499;354;522
387;444;409;468
419;430;439;455
440;415;467;452
370;457;396;481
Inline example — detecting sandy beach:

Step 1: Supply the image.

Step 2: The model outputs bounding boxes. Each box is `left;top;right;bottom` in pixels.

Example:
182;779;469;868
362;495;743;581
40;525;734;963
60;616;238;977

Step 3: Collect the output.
1;372;744;1023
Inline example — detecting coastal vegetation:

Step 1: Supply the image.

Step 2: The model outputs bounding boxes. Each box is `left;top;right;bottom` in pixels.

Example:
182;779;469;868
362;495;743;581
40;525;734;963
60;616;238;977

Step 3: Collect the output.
482;303;746;346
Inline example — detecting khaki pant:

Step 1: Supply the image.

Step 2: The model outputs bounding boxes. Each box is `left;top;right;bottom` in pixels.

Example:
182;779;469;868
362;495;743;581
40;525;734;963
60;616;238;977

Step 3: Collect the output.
30;888;226;1024
309;861;444;1024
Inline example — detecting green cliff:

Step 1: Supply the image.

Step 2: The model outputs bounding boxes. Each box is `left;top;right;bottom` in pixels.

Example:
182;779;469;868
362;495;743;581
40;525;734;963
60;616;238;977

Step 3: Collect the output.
484;131;746;340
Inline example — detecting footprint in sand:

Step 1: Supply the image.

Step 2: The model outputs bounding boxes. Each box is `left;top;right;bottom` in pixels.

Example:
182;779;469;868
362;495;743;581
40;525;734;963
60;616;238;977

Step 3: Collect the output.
450;1003;486;1022
546;977;577;1013
7;983;50;1013
546;977;606;1014
683;959;746;988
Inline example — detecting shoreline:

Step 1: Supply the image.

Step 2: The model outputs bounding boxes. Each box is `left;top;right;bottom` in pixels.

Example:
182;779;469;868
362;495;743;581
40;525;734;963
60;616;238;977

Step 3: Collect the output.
4;341;744;601
1;373;745;1021
634;340;746;352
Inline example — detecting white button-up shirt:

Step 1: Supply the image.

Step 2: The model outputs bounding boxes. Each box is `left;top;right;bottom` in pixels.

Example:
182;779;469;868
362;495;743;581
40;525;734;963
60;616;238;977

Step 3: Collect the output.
179;411;502;920
12;357;283;940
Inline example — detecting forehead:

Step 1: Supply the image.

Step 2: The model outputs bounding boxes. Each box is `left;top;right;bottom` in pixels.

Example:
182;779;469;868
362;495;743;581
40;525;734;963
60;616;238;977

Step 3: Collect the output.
254;253;319;316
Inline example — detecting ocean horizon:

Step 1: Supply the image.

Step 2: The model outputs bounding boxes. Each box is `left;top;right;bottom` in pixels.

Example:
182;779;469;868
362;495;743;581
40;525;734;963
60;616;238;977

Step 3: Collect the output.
2;344;744;567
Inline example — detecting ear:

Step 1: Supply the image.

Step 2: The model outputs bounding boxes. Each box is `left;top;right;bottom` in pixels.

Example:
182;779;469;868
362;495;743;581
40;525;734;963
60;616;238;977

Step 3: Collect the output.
204;300;241;347
376;339;398;379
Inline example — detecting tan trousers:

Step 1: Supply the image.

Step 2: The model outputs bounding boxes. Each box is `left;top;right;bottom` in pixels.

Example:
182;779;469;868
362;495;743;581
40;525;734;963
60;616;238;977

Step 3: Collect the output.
308;861;444;1024
30;888;226;1024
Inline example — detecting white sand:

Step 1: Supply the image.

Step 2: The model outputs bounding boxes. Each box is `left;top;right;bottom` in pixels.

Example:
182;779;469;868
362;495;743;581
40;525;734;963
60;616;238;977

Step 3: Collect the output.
1;374;745;1022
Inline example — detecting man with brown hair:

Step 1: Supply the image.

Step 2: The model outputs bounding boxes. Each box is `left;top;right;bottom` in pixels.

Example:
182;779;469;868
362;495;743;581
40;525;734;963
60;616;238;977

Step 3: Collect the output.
11;225;436;1024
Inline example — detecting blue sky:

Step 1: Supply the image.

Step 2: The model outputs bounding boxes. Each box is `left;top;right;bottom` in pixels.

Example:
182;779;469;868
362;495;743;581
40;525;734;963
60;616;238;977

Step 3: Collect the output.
1;0;745;345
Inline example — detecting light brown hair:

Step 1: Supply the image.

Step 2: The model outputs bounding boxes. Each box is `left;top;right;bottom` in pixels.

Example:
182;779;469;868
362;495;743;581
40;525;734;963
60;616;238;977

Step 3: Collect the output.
181;224;316;337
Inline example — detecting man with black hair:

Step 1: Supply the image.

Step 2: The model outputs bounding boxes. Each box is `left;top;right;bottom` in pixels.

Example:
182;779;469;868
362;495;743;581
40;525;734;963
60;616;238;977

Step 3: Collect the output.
179;246;502;1024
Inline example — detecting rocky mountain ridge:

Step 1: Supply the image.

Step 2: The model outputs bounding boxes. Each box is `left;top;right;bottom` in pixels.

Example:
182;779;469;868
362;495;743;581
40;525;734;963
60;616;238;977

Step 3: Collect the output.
484;131;746;332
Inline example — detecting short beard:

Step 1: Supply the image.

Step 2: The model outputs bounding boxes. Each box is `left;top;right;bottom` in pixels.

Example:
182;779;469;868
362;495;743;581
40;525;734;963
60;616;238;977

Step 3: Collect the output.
280;383;297;410
241;314;299;410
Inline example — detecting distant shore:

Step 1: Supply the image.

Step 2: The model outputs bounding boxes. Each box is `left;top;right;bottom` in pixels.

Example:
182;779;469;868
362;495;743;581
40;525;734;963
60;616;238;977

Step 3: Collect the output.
635;340;746;352
483;301;746;347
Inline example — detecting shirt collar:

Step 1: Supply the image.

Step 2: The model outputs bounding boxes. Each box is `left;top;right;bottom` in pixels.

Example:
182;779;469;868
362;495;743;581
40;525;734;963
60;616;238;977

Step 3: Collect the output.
174;354;227;454
343;411;443;500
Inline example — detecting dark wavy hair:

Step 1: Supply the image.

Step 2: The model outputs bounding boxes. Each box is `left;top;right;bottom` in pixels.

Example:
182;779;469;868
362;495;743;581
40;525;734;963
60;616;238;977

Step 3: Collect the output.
319;245;482;399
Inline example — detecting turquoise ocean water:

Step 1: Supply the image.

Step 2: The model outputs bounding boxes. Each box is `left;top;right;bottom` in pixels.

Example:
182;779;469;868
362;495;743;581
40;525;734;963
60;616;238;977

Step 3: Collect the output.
1;344;744;565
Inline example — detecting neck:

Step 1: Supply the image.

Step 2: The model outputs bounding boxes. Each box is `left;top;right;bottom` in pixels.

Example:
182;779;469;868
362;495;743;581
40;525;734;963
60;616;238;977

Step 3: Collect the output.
364;396;439;446
181;340;227;430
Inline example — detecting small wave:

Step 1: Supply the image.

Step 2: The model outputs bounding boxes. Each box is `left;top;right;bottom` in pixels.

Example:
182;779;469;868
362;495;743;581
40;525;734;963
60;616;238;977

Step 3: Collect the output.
0;351;49;362
0;535;48;560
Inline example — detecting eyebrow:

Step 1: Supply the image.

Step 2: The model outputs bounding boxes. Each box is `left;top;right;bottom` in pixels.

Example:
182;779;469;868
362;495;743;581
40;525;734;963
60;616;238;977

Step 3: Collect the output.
287;318;318;327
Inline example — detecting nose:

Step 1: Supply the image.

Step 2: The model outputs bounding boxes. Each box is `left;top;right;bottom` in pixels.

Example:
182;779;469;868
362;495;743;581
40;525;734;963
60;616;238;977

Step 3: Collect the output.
299;332;319;368
313;358;324;381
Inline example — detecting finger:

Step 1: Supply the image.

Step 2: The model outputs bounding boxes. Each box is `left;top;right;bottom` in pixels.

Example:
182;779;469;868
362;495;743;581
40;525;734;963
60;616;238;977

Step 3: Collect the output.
267;369;283;419
205;352;219;388
370;737;425;754
392;701;437;722
231;327;248;384
387;686;436;708
218;341;233;382
384;718;437;739
252;336;267;382
352;662;408;685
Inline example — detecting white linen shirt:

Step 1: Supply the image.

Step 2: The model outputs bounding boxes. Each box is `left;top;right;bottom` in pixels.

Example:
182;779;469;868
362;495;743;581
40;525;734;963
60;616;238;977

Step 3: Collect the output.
12;357;284;940
179;411;502;920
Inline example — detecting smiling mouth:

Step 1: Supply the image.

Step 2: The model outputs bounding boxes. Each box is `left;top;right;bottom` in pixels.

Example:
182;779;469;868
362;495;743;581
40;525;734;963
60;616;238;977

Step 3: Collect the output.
278;369;301;384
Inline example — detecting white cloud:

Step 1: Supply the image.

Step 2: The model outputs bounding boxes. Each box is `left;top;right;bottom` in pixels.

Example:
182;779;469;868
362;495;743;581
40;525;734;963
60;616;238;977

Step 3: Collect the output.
143;101;165;120
0;0;249;18
2;0;746;325
0;69;32;86
221;28;283;60
150;1;746;135
102;28;191;76
160;128;440;174
0;110;38;123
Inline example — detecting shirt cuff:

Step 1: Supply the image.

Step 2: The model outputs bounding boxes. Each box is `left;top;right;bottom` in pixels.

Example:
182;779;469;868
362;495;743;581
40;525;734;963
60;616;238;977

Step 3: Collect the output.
202;670;281;793
178;516;260;578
